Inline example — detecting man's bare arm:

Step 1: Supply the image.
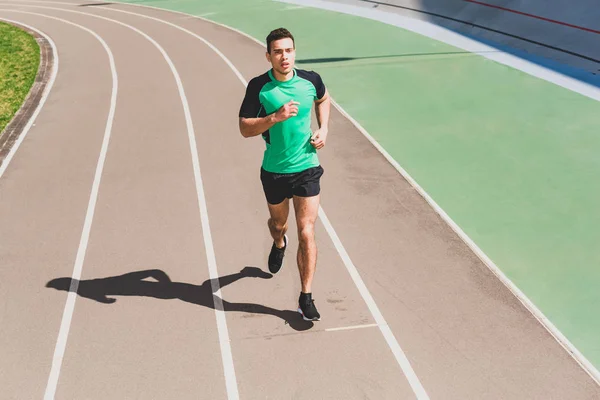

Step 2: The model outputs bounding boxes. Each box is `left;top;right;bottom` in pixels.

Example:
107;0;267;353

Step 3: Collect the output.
239;100;300;138
239;115;277;138
315;89;330;130
310;90;331;150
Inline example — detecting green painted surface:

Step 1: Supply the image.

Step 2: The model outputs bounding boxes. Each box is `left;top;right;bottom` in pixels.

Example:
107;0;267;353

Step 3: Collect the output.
118;0;600;368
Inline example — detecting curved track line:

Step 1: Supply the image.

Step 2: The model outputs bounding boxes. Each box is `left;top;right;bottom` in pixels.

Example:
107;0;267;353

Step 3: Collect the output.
0;9;119;399
0;18;57;180
0;3;242;398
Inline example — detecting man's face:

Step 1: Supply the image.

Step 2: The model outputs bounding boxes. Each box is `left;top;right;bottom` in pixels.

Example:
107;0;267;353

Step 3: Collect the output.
266;38;295;75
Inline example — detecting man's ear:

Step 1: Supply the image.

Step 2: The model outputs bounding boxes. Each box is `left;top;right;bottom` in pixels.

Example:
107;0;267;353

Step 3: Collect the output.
265;51;271;63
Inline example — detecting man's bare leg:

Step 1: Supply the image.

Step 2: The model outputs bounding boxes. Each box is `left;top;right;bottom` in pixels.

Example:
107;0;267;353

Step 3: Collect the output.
267;199;289;248
293;194;320;293
267;199;290;274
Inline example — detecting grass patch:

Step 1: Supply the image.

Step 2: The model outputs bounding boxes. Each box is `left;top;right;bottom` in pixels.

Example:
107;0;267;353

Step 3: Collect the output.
0;22;40;135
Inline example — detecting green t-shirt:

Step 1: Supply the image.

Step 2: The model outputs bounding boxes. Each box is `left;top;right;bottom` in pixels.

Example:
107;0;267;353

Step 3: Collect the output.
239;68;326;174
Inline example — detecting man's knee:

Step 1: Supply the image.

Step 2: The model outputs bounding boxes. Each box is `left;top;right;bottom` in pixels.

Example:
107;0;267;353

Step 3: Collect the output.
268;218;287;233
298;223;315;244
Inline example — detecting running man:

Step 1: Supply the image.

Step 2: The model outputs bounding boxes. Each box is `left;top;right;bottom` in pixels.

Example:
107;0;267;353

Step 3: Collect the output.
238;28;331;321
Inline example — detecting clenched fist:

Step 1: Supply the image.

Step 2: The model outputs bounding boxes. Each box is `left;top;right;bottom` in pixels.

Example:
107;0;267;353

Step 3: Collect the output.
273;100;300;123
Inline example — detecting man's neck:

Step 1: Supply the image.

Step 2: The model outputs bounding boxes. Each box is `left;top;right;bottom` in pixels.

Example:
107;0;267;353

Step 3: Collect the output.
272;68;294;82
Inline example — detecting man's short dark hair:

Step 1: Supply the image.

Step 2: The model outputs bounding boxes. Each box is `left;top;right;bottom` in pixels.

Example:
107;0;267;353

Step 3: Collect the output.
266;28;295;53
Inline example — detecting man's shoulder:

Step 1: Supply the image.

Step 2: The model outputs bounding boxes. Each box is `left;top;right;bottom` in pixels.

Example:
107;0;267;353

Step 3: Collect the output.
248;71;272;89
295;69;326;98
296;69;323;82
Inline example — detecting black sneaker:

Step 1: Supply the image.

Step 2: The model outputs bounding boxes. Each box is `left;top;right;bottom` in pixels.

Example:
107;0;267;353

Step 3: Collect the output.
298;292;320;321
268;234;287;274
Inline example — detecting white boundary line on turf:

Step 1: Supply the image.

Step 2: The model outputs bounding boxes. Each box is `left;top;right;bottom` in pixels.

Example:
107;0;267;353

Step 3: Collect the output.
86;0;600;386
0;10;118;399
0;18;57;180
9;0;600;390
0;4;240;399
83;4;430;399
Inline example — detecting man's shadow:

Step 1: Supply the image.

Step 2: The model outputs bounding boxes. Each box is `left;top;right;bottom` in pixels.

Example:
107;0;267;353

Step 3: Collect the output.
46;267;313;331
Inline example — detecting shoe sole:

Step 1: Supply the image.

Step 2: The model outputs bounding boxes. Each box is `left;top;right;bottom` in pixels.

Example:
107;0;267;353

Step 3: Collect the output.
297;307;320;321
268;264;282;274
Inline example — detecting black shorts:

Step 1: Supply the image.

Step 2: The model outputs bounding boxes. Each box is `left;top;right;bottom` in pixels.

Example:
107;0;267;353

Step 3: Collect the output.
260;166;324;205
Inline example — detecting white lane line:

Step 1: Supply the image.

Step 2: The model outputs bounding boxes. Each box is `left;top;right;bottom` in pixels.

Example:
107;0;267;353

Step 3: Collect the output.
326;323;379;332
0;19;57;180
94;5;249;85
80;4;430;399
318;209;429;399
84;0;600;386
0;9;118;399
1;4;241;399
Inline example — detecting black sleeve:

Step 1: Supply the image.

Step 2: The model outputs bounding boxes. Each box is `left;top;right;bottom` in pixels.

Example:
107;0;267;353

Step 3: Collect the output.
313;72;326;100
297;70;326;100
239;77;263;118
